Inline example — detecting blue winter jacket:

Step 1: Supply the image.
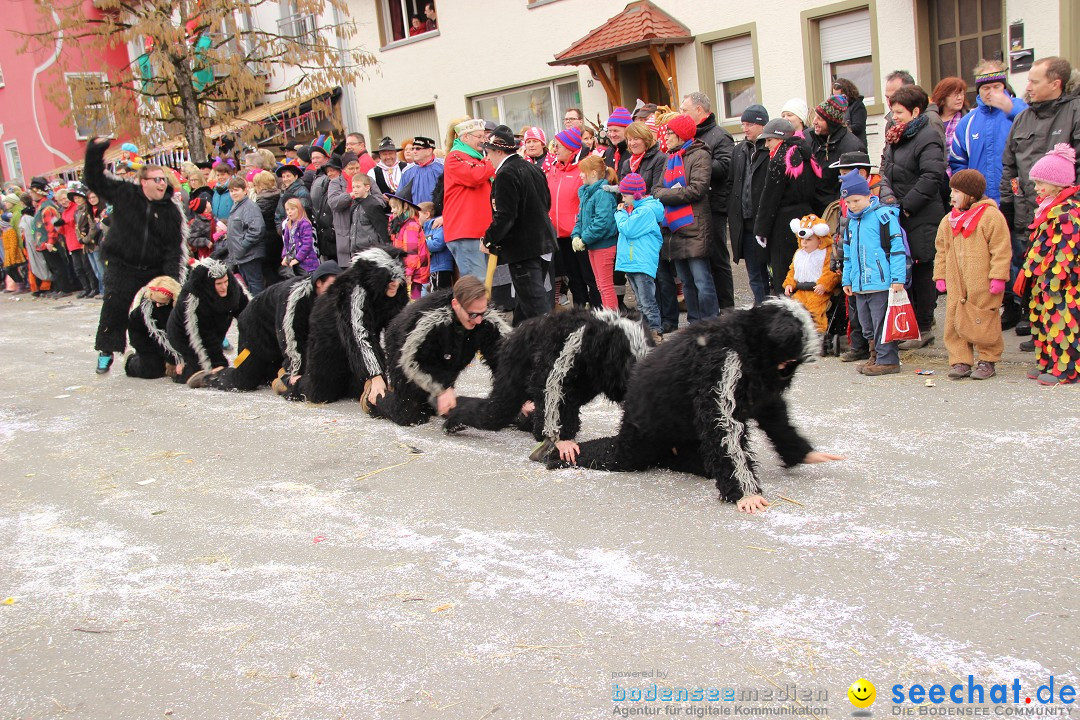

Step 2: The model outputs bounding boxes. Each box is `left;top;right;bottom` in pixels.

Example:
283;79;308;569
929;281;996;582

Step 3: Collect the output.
949;94;1028;202
614;196;664;277
572;180;618;250
211;185;234;221
400;160;444;205
423;218;453;273
841;196;907;293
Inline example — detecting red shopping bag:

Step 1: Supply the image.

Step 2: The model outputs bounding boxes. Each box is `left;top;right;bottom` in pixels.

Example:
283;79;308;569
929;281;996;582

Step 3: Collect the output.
881;288;921;343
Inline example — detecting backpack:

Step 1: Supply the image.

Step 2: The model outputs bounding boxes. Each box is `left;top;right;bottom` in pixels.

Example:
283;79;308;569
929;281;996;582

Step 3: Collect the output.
877;210;912;287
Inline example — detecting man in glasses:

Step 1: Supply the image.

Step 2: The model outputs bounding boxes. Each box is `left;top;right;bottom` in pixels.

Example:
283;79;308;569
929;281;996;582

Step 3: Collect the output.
83;137;188;374
366;276;511;426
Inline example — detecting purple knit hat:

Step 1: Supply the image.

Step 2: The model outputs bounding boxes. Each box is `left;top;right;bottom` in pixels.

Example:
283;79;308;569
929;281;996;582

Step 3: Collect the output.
618;173;648;200
1030;143;1077;187
607;107;633;128
555;127;583;152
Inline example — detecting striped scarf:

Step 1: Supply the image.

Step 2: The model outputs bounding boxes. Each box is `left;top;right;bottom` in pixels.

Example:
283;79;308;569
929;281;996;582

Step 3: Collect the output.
662;140;695;231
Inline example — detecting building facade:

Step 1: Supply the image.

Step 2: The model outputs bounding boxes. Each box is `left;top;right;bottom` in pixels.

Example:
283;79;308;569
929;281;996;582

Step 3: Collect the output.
345;0;1078;162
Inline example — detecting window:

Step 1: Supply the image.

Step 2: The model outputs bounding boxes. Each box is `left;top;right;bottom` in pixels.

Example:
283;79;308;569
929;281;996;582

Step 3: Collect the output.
471;78;580;143
4;141;22;185
65;73;114;140
819;8;875;104
380;0;437;45
710;35;757;120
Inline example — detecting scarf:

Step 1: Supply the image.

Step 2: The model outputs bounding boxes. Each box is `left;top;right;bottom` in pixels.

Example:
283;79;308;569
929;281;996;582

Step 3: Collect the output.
629;152;645;174
662;140;695;231
376;161;402;192
885;114;928;145
948;203;989;237
451;138;484;160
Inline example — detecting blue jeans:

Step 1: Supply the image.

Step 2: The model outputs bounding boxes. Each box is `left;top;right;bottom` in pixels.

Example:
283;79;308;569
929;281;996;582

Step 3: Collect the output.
740;228;772;304
856;291;898;365
448;239;488;280
673;257;719;322
237;258;265;296
626;272;661;332
86;249;106;294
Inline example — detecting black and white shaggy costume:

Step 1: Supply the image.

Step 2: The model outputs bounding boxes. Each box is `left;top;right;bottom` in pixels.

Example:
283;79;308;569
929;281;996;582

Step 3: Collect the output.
547;297;821;504
289;248;408;404
370;289;511;426
199;275;318;392
83;138;189;355
124;276;182;379
165;259;248;384
445;307;651;442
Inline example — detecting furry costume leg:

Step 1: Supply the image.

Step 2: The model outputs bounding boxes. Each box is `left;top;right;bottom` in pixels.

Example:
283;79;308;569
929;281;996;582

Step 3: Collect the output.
443;347;533;433
370;384;435;426
96;267;158;354
124;352;167;379
204;352;279;391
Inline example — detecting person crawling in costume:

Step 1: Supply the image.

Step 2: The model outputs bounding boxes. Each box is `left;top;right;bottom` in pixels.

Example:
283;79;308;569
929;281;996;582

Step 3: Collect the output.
546;297;844;513
444;306;652;464
125;275;182;379
166;258;248;384
782;213;840;334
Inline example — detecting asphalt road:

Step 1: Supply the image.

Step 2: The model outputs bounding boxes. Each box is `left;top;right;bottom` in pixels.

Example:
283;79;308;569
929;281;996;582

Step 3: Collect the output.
1;293;1077;720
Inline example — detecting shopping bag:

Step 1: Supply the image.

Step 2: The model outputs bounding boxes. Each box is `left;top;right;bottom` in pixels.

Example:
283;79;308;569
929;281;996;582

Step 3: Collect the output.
881;287;921;344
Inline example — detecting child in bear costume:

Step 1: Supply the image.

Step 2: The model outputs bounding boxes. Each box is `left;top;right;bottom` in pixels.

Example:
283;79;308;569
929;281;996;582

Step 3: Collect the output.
166;259;248;383
186;261;342;391
367;276;511;427
125;275;182;379
546;297;844;513
444;306;652;464
782;213;840;333
283;247;409;404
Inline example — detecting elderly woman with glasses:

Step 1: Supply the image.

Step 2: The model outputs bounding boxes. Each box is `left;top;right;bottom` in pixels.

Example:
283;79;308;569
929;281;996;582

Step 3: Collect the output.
442;117;496;281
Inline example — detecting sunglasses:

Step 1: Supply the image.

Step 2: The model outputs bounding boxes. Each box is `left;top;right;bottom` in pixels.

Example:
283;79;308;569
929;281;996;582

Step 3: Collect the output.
144;177;168;184
466;310;485;320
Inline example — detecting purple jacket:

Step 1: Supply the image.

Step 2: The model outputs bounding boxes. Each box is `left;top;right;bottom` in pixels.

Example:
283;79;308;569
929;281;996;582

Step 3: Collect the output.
282;216;318;272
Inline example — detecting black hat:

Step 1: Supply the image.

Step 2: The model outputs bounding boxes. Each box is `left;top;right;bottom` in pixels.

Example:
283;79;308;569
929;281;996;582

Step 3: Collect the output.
195;161;215;171
275;163;303;179
385;192;420;211
482;125;520;153
311;260;342;284
30;176;49;191
295;146;313;164
375;136;400;152
323;153;343;171
829;150;873;170
340;151;359;166
412;136;436;150
761;118;795;140
740;104;769;126
281;138;297;152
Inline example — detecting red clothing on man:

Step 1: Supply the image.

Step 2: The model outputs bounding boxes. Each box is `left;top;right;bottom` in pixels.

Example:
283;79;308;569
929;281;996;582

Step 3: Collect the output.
443;150;495;242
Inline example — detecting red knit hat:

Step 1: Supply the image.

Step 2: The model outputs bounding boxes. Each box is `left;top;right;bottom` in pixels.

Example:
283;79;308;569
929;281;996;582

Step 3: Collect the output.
667;114;697;142
523;127;547;145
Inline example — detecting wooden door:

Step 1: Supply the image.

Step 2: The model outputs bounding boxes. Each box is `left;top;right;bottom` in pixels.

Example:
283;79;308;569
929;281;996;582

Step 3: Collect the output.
929;0;1004;93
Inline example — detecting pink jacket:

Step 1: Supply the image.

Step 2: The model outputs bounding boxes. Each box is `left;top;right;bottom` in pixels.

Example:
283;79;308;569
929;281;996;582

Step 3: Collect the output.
546;160;582;238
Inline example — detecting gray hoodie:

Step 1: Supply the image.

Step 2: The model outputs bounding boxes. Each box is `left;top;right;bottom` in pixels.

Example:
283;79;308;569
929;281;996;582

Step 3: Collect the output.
226;195;266;266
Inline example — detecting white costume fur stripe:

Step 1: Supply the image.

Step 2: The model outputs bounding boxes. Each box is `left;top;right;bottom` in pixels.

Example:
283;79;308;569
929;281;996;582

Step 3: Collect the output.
172;190;191;283
350;285;383;377
141;299;181;364
713;353;760;497
183;294;213;372
763;295;818;360
399;305;453;397
543;325;587;440
483;307;513;338
199;257;229;279
353;247;406;283
282;279;313;374
592;308;649;359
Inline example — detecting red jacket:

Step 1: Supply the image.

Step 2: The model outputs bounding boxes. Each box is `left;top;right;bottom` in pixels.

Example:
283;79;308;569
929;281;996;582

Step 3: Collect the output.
356;151;376;175
62;202;81;252
443;150;494;242
546;160;582;238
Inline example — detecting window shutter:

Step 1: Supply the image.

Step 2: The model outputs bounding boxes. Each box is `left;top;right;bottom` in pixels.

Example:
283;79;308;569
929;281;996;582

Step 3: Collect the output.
819;8;871;63
375;106;440;145
711;35;755;82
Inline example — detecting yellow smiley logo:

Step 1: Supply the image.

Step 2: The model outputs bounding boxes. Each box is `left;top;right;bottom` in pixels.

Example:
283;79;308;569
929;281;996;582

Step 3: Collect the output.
848;678;876;708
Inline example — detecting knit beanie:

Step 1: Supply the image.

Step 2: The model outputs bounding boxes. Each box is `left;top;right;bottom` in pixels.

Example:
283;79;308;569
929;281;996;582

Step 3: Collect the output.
950;169;986;200
607;107;633;128
618;173;648;200
523;127;547;145
1029;143;1077;187
781;98;810;126
555;127;583;152
667;114;698;142
740;104;769;126
975;69;1008;91
816;95;848;128
840;171;872;198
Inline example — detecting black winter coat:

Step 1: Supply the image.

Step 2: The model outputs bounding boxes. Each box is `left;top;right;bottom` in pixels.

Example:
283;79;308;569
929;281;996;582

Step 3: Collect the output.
603;141;628;172
83;140;187;277
618;144;668;193
384;289;510;401
128;298;178;362
166;261;248;372
754;140;817;242
694;113;736;212
482;154;557;264
810;126;865;215
879;119;947;261
846;96;868;149
726;138;769;263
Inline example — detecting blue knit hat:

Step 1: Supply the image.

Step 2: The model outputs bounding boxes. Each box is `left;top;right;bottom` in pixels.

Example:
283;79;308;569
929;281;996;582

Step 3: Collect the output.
840;171;871;198
555;127;583;152
607;107;633;128
618;173;648;200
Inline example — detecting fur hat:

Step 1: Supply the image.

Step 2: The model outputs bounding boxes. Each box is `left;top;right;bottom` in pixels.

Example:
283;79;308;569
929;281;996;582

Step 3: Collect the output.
816;95;848;127
618;173;648;200
523;127;547;145
789;214;831;240
1029;143;1077;187
145;276;181;305
666;114;697;142
607;107;633;128
949;169;986;199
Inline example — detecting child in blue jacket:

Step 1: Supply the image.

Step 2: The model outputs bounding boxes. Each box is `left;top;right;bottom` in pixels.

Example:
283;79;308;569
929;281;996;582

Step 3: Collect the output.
840;173;908;376
420;201;453;292
614;173;664;340
572;156;619;309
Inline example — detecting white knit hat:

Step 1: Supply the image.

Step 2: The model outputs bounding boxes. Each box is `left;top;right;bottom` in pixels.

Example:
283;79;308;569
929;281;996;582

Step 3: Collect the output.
781;98;810;127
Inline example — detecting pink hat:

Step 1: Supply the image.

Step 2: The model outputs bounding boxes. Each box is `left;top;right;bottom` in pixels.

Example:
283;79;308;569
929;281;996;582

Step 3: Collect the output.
523;127;547;145
1030;143;1077;187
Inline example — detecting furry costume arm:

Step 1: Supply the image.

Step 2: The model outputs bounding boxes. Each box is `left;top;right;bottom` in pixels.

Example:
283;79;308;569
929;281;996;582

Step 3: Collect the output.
183;295;214;372
399;305;455;397
755;395;814;468
83;139;138;206
141;300;181;364
542;325;586;441
699;351;761;503
339;285;385;379
476;309;511;374
281;280;314;375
